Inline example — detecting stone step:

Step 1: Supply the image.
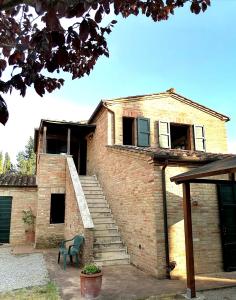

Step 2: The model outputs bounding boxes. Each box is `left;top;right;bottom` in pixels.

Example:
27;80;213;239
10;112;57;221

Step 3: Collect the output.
94;255;130;267
84;190;104;195
79;176;96;181
87;203;109;208
93;240;124;250
86;195;106;201
93;217;114;223
89;207;111;213
91;212;112;218
82;186;103;191
94;223;117;230
94;249;128;260
80;183;100;187
94;234;121;243
94;228;118;236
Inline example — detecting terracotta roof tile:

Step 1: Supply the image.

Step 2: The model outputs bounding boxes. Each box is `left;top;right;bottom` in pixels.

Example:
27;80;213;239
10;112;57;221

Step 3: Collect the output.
0;174;37;187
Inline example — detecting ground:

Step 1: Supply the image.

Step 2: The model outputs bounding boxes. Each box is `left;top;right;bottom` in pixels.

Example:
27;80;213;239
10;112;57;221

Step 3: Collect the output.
1;245;236;300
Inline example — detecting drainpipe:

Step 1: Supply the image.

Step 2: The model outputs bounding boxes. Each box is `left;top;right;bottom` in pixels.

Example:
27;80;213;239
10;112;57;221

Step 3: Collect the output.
161;160;171;279
103;103;115;145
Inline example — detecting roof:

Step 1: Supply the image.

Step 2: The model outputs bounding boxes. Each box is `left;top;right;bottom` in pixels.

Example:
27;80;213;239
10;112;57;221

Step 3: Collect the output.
0;174;37;187
170;156;236;183
38;119;94;132
88;90;229;123
107;145;235;164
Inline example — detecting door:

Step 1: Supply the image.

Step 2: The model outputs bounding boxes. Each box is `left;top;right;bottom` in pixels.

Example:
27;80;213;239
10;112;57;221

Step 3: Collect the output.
218;183;236;271
0;196;12;243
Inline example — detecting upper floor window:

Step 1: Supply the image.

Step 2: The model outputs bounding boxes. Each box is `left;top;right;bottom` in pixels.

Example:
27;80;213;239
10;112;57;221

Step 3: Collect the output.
159;121;206;151
122;117;150;147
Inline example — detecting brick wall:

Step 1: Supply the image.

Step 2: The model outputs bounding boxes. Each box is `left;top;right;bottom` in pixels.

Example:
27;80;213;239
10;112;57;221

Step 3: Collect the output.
164;166;226;278
0;187;37;245
35;154;66;248
105;94;228;153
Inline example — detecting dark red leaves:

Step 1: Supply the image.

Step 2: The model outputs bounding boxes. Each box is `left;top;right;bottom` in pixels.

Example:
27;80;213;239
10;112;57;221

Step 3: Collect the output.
95;8;103;23
79;19;90;42
0;95;9;126
42;9;61;31
8;51;25;65
0;60;7;71
190;1;201;14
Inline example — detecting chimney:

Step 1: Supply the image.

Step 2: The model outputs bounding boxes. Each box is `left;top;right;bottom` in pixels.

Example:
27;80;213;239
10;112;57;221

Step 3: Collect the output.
166;88;176;93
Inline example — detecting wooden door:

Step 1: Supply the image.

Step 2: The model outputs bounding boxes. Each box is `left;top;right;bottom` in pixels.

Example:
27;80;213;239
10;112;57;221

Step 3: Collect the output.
0;196;12;243
218;183;236;271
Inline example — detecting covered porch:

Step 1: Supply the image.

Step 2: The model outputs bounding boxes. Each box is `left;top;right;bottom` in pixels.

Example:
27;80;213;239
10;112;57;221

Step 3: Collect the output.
171;156;236;298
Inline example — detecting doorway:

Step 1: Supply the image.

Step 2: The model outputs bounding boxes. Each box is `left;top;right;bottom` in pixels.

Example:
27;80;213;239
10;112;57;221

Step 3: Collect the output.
218;183;236;271
0;196;12;243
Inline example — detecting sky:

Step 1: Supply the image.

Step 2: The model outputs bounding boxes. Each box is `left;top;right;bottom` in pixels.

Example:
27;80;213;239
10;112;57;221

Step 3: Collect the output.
0;0;236;163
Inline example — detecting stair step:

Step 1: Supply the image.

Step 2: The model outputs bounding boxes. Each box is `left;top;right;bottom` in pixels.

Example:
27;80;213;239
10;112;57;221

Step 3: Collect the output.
80;183;100;187
94;250;128;260
79;176;96;180
94;235;121;243
94;224;117;230
84;190;104;195
94;240;124;250
94;228;118;236
90;207;111;213
93;217;114;224
85;195;105;200
91;212;112;218
82;186;103;191
94;256;130;266
88;203;109;208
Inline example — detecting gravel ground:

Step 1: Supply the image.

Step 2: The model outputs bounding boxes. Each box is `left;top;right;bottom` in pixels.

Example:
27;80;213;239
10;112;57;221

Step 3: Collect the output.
0;247;49;292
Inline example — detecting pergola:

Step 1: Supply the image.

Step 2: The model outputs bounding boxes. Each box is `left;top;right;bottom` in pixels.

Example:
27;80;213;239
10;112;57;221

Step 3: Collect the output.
170;156;236;299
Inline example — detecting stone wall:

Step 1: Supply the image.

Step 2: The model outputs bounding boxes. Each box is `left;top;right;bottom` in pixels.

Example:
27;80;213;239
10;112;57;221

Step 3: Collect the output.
0;187;37;245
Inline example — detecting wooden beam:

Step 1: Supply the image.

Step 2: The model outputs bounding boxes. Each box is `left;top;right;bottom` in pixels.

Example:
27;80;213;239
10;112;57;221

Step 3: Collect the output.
183;182;196;298
67;128;71;155
43;126;47;153
186;179;236;185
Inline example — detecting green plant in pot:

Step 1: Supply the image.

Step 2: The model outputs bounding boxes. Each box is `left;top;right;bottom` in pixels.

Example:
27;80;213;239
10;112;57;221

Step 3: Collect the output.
80;264;102;299
22;208;36;244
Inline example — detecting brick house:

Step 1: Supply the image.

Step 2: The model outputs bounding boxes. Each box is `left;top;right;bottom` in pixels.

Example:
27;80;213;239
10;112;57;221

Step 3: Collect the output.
0;89;235;279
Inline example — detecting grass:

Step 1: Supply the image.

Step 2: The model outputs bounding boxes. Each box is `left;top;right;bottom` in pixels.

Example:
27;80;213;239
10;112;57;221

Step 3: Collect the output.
0;282;60;300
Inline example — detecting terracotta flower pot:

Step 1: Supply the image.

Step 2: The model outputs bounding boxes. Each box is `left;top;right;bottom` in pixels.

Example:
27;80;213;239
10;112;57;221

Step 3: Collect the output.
80;271;102;299
25;230;35;244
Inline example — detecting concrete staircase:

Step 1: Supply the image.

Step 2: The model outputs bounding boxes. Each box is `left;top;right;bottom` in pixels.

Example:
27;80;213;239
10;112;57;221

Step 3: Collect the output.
79;175;130;266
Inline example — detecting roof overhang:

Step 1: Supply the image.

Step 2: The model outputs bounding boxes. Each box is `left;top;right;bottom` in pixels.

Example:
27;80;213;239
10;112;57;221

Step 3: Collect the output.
171;156;236;184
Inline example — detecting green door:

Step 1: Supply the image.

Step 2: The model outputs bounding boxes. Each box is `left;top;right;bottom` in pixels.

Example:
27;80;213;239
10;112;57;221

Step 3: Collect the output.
0;196;12;243
218;184;236;271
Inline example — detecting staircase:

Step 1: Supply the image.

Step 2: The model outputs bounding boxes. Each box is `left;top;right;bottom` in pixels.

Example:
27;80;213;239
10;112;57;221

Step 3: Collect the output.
79;175;130;266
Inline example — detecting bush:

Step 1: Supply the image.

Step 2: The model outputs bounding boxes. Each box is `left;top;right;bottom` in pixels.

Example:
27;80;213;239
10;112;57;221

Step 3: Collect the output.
81;264;101;275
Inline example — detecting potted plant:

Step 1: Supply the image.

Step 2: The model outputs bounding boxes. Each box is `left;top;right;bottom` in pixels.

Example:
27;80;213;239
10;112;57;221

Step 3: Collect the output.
80;264;102;299
22;208;36;244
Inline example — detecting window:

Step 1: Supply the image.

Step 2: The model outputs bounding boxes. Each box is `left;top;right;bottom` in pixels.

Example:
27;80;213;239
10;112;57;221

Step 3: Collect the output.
123;117;135;145
50;194;65;224
158;121;206;151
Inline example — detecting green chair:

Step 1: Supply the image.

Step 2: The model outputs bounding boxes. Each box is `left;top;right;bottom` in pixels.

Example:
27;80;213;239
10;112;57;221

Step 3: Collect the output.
58;235;84;270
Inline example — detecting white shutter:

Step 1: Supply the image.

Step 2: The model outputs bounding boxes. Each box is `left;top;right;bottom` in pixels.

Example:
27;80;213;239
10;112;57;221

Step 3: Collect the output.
194;125;206;151
159;121;171;148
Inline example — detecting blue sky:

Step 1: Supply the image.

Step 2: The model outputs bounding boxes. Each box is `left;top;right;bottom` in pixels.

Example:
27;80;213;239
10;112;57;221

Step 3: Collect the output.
0;0;236;161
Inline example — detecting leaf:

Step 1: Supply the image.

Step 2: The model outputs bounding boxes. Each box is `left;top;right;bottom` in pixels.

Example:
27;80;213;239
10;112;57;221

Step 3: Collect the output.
3;47;11;57
0;95;9;125
202;2;207;12
79;19;90;42
111;20;117;24
34;78;45;97
95;9;102;23
0;60;7;71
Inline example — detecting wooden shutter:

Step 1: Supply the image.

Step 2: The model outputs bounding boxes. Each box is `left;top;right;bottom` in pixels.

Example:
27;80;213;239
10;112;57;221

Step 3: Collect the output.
193;125;206;151
137;117;150;147
159;121;170;148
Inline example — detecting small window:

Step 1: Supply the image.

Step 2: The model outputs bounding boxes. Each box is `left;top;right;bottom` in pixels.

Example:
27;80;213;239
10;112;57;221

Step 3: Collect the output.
170;123;191;150
50;194;65;224
159;121;171;148
123;117;135;145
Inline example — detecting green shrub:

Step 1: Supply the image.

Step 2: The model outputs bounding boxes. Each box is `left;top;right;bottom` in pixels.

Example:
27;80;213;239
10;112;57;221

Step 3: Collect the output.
81;264;101;274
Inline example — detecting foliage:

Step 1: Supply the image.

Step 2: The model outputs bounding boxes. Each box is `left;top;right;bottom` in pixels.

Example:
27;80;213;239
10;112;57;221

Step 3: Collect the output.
0;282;60;300
22;207;36;229
2;151;11;173
0;151;3;173
16;136;36;175
0;0;211;125
81;263;101;274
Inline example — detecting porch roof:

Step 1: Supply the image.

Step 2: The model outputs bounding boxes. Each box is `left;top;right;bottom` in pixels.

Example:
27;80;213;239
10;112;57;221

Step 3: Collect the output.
0;174;37;187
170;156;236;183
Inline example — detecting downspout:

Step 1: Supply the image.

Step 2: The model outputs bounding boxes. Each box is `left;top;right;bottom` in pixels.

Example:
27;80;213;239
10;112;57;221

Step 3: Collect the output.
162;160;171;279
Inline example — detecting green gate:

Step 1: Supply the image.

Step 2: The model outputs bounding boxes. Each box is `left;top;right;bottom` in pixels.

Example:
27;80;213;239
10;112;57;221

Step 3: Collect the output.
0;196;12;243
